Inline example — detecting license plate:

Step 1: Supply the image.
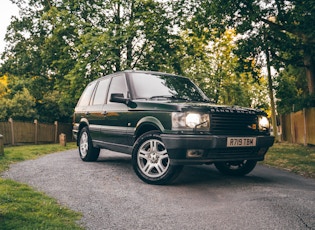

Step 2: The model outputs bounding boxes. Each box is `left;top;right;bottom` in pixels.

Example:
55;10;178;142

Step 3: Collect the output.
227;137;256;147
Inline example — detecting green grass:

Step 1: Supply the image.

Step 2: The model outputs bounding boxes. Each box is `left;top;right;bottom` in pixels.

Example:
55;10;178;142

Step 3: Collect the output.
0;143;77;173
264;143;315;178
0;143;83;230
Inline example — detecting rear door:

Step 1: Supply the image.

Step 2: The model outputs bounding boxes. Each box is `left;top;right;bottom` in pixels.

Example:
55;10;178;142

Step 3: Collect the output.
87;78;111;141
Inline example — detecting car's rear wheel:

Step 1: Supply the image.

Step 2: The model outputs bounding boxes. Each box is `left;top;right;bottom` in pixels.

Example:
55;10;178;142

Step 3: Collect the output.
78;127;100;162
132;131;182;185
214;160;257;176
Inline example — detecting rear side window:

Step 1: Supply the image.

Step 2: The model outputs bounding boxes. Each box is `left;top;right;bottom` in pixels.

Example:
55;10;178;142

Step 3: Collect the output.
92;78;111;105
77;82;96;106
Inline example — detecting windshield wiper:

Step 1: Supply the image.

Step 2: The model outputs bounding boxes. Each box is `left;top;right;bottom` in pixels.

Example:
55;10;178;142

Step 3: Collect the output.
149;95;190;101
149;95;172;100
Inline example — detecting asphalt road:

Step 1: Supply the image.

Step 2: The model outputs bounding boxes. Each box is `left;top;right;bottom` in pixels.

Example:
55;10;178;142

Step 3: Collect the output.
3;149;315;230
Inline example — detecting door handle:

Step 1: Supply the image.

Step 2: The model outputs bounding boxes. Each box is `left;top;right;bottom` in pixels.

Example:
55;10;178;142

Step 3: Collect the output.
85;111;90;116
102;111;107;116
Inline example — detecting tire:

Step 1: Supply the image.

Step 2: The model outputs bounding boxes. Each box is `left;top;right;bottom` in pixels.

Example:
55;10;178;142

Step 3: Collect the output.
78;127;100;162
214;160;257;176
132;131;182;185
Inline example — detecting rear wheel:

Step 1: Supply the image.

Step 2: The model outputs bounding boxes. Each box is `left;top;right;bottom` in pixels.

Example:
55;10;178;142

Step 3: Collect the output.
214;160;257;176
78;127;100;162
132;131;182;185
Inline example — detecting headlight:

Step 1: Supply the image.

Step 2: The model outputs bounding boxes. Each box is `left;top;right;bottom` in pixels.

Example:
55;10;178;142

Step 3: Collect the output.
258;116;270;130
172;112;210;130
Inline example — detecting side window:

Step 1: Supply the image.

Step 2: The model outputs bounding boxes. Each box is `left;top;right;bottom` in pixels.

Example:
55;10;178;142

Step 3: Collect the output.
77;81;96;106
92;78;111;105
107;75;128;103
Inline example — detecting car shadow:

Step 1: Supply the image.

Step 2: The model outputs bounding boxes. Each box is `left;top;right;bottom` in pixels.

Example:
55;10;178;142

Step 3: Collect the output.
174;165;273;186
94;150;274;187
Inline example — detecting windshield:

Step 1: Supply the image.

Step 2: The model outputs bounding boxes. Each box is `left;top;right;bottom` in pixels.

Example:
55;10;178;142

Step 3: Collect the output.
128;72;209;102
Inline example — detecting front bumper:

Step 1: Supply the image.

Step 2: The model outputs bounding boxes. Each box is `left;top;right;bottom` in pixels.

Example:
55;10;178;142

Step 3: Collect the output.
160;134;275;165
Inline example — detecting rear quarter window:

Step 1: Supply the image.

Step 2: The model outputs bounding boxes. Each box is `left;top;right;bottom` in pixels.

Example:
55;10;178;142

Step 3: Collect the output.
92;78;111;105
77;81;97;106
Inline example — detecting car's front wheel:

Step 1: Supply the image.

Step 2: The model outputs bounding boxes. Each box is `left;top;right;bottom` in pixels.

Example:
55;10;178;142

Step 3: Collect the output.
78;127;100;162
132;131;182;185
214;160;257;176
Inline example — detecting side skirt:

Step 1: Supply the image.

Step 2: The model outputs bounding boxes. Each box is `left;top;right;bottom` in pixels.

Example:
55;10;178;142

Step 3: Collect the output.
93;140;133;155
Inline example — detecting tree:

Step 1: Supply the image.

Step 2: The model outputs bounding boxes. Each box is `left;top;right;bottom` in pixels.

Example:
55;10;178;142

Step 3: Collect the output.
0;75;36;121
179;0;315;95
178;28;269;109
1;0;181;121
63;0;182;99
276;65;309;114
0;75;8;97
1;0;78;121
174;0;314;141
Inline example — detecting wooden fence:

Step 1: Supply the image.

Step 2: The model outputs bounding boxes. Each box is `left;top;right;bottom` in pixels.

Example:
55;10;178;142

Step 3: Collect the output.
0;118;73;145
281;108;315;146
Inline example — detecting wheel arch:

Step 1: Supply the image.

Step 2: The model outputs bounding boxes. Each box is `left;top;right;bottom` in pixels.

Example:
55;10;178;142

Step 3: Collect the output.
135;116;165;140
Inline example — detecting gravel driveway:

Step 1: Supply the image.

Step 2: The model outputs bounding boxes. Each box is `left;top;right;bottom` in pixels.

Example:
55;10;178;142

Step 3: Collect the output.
3;149;315;229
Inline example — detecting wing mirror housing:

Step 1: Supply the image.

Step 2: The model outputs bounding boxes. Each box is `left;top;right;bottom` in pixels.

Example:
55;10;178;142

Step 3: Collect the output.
110;93;129;104
110;93;137;108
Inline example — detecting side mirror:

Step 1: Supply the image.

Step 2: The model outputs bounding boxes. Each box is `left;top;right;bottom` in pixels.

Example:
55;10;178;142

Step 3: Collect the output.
110;93;129;104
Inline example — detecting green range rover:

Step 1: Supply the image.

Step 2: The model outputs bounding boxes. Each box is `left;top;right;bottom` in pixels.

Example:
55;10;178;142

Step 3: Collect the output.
73;70;274;184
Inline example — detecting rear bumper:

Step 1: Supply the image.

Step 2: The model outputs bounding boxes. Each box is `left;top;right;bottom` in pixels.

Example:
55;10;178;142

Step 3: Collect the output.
160;134;275;165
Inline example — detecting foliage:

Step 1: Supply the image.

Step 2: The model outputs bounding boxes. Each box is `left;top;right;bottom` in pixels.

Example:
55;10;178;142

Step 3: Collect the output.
0;74;70;122
276;65;309;114
1;0;314;121
0;88;36;121
0;75;8;96
175;0;315;96
62;0;181;98
1;0;181;122
0;75;36;121
179;29;269;109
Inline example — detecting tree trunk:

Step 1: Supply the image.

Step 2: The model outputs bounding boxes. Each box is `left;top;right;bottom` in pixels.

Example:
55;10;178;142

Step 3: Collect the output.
303;47;315;95
266;49;279;141
114;2;121;71
126;0;135;68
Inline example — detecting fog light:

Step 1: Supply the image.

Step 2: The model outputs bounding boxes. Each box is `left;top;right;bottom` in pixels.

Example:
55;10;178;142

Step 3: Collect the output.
186;149;204;158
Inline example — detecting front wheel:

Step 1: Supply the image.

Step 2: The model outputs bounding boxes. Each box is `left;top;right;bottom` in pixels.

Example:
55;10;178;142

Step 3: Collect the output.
78;127;100;162
132;131;182;185
214;160;257;176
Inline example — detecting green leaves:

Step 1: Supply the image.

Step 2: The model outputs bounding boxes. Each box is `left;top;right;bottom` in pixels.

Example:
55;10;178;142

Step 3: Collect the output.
178;28;267;108
0;87;36;121
276;65;310;114
1;0;184;122
1;0;313;122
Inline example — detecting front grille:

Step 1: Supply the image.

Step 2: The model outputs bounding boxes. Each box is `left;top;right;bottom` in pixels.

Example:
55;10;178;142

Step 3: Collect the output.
210;113;258;135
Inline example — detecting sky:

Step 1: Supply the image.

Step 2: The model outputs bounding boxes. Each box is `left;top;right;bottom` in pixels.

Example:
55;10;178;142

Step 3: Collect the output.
0;0;19;53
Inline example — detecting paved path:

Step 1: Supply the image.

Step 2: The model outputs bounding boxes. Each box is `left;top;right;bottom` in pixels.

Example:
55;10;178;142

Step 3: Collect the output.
3;149;315;229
